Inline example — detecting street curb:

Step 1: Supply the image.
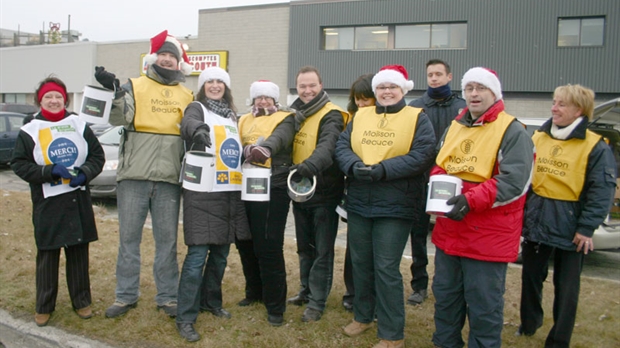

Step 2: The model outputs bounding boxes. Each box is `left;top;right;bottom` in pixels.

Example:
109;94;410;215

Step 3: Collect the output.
0;308;115;348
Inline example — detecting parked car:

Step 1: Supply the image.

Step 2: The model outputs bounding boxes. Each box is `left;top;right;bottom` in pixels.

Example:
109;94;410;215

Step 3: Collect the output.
519;97;620;251
0;103;37;116
88;122;113;136
0;111;27;164
89;126;121;197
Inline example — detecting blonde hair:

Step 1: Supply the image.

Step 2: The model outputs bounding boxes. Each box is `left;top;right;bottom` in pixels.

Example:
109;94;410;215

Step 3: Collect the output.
553;84;595;120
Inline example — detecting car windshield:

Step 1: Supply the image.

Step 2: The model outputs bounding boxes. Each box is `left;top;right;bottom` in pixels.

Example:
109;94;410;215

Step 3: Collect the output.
97;126;122;145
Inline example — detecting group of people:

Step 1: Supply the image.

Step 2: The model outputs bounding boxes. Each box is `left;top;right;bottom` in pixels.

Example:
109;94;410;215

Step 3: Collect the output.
11;29;616;348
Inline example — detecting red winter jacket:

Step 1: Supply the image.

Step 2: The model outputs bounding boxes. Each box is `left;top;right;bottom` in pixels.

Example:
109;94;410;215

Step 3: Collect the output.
431;101;534;262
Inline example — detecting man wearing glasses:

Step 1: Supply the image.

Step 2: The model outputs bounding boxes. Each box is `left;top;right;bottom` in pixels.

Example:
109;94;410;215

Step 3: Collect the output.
429;67;534;348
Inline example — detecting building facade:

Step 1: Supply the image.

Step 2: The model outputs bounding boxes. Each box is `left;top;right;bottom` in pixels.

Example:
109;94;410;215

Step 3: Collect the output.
0;0;617;117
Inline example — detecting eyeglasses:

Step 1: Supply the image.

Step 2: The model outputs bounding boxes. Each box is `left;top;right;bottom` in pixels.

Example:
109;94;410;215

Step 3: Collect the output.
464;85;489;93
254;96;273;101
376;85;400;92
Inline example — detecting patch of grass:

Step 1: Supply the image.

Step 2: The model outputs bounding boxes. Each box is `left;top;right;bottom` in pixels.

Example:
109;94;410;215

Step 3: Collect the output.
1;189;619;347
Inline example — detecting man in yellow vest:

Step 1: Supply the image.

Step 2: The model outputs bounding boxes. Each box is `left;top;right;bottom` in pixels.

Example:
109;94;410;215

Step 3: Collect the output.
94;30;194;319
287;66;349;322
430;67;534;347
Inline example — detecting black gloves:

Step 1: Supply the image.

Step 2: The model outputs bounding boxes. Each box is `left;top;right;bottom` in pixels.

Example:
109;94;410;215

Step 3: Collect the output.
352;162;385;182
51;165;72;180
95;66;120;91
70;167;87;187
369;164;385;181
295;163;315;178
352;162;372;182
192;127;212;149
445;194;470;221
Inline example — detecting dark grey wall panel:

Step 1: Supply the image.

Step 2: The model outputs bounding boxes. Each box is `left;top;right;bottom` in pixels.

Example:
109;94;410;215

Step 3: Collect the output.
288;0;619;93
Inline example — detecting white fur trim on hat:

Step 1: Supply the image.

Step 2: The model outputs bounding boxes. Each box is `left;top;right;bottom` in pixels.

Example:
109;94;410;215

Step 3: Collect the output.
250;80;279;103
198;67;231;89
372;65;414;94
461;67;503;101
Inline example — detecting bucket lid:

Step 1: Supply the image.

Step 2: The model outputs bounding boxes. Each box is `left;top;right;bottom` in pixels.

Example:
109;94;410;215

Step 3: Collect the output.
187;150;214;158
287;169;317;202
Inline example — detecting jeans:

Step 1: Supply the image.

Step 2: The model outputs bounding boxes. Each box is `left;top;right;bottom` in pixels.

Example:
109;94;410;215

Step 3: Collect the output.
347;212;411;341
114;180;180;306
292;202;339;312
177;244;230;323
432;248;507;348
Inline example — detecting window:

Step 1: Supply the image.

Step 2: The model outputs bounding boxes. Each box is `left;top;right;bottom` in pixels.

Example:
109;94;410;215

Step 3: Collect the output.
323;27;354;50
395;23;467;49
355;26;388;50
323;22;467;50
8;116;24;131
558;17;604;47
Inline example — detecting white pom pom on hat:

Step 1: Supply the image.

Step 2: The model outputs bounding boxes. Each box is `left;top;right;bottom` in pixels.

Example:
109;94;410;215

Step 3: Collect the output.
250;80;280;102
461;67;503;101
144;30;193;76
371;64;414;94
198;67;231;89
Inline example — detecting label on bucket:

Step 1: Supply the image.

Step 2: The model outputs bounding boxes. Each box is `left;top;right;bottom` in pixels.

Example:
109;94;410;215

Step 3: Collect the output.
245;178;268;194
184;163;203;184
81;96;107;119
430;181;457;200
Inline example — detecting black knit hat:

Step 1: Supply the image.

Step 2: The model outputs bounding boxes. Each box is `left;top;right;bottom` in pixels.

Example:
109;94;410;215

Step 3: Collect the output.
157;41;180;62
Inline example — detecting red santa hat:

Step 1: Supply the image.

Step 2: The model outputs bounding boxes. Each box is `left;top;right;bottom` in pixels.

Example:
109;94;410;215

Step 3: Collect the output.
250;80;280;103
144;30;192;76
371;64;414;94
461;67;503;101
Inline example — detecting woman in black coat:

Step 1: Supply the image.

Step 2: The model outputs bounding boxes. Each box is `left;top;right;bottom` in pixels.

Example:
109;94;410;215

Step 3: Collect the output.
11;76;104;327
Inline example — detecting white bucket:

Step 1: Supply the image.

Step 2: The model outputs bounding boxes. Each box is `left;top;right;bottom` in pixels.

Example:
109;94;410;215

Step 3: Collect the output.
426;174;463;216
287;169;317;203
241;162;271;201
79;85;113;125
182;151;215;192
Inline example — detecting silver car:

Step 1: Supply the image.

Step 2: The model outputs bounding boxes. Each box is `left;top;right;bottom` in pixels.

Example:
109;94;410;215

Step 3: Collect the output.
89;126;121;198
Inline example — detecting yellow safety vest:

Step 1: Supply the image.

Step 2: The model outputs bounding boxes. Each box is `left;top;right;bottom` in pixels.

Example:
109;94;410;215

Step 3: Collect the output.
350;106;421;165
292;102;348;164
436;112;515;182
531;130;600;201
131;77;193;135
238;110;292;167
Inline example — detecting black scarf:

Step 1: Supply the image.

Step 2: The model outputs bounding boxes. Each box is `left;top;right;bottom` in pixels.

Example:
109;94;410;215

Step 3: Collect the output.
152;64;186;85
427;84;452;100
205;99;237;122
292;90;330;130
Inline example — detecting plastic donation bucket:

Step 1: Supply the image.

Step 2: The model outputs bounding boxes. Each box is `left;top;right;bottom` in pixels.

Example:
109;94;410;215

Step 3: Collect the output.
182;151;215;192
79;85;113;124
241;161;271;201
287;169;317;203
426;174;463;216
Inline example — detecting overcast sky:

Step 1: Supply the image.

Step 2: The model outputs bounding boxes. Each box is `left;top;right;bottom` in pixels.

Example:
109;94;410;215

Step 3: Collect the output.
1;0;290;42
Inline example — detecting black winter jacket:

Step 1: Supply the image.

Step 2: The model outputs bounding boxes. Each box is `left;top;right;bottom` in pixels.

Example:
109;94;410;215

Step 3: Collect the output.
409;92;465;146
335;99;436;219
291;93;345;206
11;112;104;250
522;118;617;250
180;101;251;246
